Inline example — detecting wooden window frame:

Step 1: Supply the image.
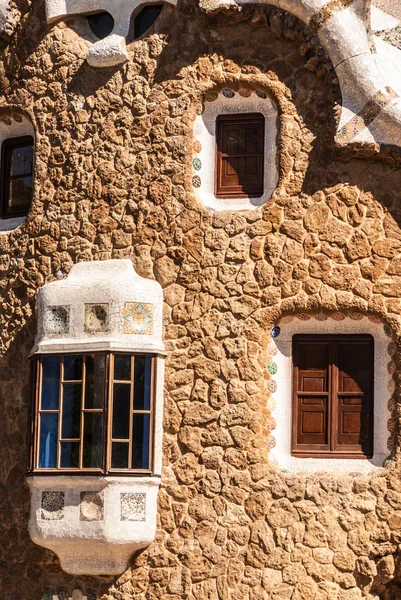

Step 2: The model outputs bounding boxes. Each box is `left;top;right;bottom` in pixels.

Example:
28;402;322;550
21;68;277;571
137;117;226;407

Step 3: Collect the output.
1;135;34;219
215;113;265;198
291;334;374;459
29;352;156;475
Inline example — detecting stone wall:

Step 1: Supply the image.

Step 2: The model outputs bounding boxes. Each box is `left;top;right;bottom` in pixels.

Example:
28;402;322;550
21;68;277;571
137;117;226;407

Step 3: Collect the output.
2;1;401;599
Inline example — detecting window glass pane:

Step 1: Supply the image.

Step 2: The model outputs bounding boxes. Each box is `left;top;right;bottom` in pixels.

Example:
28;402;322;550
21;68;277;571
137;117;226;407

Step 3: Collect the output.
60;441;79;468
62;383;82;438
114;354;131;381
112;383;130;439
83;413;103;468
10;145;33;176
41;356;60;410
9;176;33;212
133;5;162;39
134;356;152;410
64;355;83;381
39;413;58;468
111;443;129;469
132;414;150;470
85;353;106;409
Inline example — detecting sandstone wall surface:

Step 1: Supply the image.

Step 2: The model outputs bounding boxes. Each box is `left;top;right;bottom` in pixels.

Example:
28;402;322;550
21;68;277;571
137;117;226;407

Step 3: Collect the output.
2;1;401;599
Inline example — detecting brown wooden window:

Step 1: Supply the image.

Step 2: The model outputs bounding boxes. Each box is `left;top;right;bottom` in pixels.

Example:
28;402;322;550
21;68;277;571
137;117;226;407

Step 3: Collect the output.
215;113;264;198
28;352;155;474
1;136;34;218
292;335;374;458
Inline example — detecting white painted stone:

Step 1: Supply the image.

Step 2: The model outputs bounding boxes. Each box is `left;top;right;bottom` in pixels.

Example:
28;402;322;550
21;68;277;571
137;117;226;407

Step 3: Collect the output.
269;316;391;474
0;113;34;233
45;0;177;67
28;476;160;575
194;91;278;211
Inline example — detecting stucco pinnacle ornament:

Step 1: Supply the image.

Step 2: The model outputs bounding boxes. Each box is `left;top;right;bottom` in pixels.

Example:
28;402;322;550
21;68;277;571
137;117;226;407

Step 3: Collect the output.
45;0;177;68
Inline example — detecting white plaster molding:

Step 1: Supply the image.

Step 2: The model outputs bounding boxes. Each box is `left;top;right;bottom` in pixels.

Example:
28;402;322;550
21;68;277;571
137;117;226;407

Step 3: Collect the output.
268;315;393;474
200;0;401;148
193;89;279;211
28;476;160;575
45;0;177;67
0;113;34;233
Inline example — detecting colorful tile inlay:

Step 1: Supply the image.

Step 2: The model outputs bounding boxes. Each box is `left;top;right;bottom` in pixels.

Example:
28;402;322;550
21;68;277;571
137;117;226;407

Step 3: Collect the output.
84;303;109;333
387;342;397;356
42;591;52;600
388;379;395;394
267;416;277;431
193;158;202;171
387;361;396;375
383;456;392;467
337;86;399;144
222;88;235;98
192;175;201;188
267;380;277;393
315;313;328;321
58;591;69;600
331;312;346;321
387;418;395;433
387;397;395;412
41;491;64;521
384;324;392;337
310;0;354;33
72;591;84;600
349;312;364;320
45;306;70;335
205;92;218;102
270;326;280;338
368;314;382;323
267;435;276;449
238;88;252;97
120;492;146;522
256;90;267;99
193;140;202;152
297;313;311;321
123;302;154;335
374;25;401;52
80;492;104;522
268;361;277;375
387;437;394;451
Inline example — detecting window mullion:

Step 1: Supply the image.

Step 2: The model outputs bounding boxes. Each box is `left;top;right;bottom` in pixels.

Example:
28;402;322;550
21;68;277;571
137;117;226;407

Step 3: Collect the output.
106;353;114;473
35;358;43;469
128;356;135;471
57;358;64;470
330;342;338;453
149;357;156;472
79;355;86;469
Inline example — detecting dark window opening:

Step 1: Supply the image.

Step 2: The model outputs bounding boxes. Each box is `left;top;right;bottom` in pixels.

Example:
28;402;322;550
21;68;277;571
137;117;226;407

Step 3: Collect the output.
215;113;264;198
1;136;34;218
28;352;155;474
87;11;114;40
131;5;163;41
292;334;374;459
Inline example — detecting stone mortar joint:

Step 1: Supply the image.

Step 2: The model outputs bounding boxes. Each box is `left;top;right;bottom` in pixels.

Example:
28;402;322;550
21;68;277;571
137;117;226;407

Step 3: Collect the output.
201;0;401;149
45;0;177;67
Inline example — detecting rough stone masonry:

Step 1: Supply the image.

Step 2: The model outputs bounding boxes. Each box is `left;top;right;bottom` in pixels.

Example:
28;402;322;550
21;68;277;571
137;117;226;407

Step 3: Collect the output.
2;0;401;599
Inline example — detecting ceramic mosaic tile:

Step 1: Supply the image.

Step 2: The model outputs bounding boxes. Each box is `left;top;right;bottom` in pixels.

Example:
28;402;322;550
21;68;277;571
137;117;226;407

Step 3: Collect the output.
267;416;277;431
280;316;293;324
384;324;392;337
388;379;395;394
387;361;396;375
268;342;277;356
193;140;202;152
120;492;146;521
375;24;401;51
80;491;104;522
58;591;69;600
267;380;277;393
42;591;52;600
12;113;23;123
84;303;109;333
222;88;235;98
309;0;354;33
41;491;64;521
45;306;70;335
331;312;345;321
193;158;202;171
192;175;201;188
205;92;218;102
71;589;84;600
0;115;12;125
387;342;397;356
315;313;328;321
297;313;311;321
266;435;276;449
387;418;395;433
383;456;392;467
123;302;154;335
387;397;395;412
270;326;280;338
238;88;252;97
87;594;97;600
365;0;376;53
349;312;364;320
337;86;399;144
368;314;382;323
387;437;394;451
42;589;93;600
256;90;267;99
268;361;277;375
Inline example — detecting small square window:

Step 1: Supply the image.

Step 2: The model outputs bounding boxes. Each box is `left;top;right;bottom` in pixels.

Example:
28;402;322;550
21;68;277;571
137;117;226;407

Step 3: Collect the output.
215;113;264;198
1;136;34;218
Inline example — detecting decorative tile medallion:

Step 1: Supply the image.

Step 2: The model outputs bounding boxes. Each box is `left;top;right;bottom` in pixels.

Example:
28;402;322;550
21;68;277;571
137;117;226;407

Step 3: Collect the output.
41;491;64;521
337;86;399;144
268;342;278;356
281;316;293;324
310;0;354;33
87;593;97;600
12;113;23;123
194;123;203;136
267;380;277;393
72;591;84;600
349;312;364;320
205;92;218;102
120;492;146;522
315;313;328;321
387;418;395;433
331;312;345;321
297;313;311;321
256;90;267;99
368;314;382;323
387;342;397;356
387;437;394;451
238;88;252;97
0;115;12;125
384;324;392;337
387;397;395;412
42;591;52;600
45;306;70;335
388;379;395;394
123;302;154;335
84;303;109;333
193;158;202;171
222;88;235;98
192;175;201;188
193;140;202;152
267;416;277;431
270;326;280;338
58;591;69;600
383;456;392;467
375;24;401;51
268;361;277;375
266;435;276;449
387;361;396;375
80;491;104;522
196;103;205;115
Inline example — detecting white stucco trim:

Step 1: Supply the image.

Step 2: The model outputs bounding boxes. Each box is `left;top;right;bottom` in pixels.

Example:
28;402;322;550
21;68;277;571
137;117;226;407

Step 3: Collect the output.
268;315;393;474
193;89;278;211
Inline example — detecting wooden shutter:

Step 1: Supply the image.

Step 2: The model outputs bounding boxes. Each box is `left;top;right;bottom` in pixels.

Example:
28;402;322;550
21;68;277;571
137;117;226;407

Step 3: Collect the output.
215;114;264;198
292;335;374;458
